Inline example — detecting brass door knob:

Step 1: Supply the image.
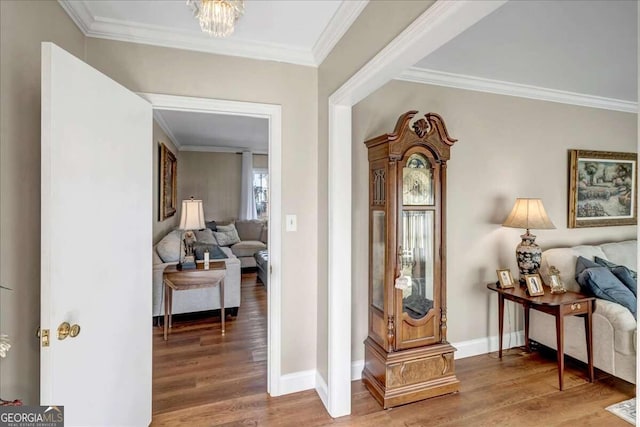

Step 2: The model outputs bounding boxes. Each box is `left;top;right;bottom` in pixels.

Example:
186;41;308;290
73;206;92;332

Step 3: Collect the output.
57;322;81;340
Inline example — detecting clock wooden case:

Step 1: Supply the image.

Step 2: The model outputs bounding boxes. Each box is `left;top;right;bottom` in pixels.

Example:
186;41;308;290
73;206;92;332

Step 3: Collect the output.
362;111;460;408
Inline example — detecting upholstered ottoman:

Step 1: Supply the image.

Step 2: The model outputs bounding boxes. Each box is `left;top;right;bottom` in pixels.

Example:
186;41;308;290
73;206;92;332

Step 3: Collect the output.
255;250;268;287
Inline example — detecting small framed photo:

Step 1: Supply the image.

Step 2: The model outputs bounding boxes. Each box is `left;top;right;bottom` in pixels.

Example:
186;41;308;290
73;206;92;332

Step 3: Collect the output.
548;273;566;294
496;269;515;289
524;274;545;296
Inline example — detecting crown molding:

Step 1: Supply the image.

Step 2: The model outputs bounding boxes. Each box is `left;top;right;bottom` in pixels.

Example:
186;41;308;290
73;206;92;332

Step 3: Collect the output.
58;0;367;67
312;0;369;65
180;145;267;155
152;111;181;148
58;0;93;34
397;67;638;113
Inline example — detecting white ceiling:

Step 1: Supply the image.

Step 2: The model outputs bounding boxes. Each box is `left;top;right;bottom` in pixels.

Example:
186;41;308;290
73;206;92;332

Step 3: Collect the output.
60;0;637;112
58;0;368;66
154;110;268;153
402;0;637;110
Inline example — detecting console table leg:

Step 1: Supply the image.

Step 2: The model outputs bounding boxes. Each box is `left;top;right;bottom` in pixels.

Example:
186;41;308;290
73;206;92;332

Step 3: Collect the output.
524;304;530;352
220;279;225;336
555;312;564;391
498;294;504;358
585;302;594;383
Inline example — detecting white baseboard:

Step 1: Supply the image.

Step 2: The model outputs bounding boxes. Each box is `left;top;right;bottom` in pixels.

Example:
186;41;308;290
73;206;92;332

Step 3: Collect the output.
351;360;365;381
453;330;525;359
278;369;316;395
279;331;524;397
315;371;329;408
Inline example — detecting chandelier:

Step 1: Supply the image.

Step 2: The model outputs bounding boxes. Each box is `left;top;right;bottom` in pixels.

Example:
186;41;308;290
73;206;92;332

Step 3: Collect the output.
187;0;244;38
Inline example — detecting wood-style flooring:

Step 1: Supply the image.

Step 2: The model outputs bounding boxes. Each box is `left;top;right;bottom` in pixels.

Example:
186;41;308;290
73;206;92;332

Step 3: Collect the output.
152;272;635;426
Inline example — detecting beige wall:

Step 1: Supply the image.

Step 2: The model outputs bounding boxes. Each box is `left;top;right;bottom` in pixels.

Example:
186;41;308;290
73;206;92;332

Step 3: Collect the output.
178;152;267;222
0;0;86;403
316;0;435;382
351;80;638;361
84;38;319;374
153;120;180;243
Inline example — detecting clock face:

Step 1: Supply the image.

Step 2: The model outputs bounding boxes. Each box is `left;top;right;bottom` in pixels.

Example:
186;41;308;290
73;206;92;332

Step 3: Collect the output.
403;154;433;205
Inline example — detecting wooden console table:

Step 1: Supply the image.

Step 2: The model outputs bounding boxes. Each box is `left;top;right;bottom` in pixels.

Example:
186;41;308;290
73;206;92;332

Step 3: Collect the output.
487;282;595;390
163;261;226;340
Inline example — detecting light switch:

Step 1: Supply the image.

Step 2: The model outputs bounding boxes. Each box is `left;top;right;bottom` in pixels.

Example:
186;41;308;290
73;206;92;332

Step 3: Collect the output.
286;214;297;232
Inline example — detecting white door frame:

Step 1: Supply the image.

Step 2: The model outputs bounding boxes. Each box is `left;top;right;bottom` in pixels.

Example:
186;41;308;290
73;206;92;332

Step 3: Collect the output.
326;0;508;417
138;93;283;396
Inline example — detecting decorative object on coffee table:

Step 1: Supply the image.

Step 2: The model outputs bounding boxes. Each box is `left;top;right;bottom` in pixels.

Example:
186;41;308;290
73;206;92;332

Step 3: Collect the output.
568;149;637;228
159;142;177;220
361;111;460;409
502;198;555;282
177;197;205;270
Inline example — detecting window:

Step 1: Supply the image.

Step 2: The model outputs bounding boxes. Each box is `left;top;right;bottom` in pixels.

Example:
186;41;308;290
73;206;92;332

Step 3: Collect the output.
253;169;268;220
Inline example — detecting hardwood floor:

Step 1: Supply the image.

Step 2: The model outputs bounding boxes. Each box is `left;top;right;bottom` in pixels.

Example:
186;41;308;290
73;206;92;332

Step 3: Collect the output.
152;273;635;426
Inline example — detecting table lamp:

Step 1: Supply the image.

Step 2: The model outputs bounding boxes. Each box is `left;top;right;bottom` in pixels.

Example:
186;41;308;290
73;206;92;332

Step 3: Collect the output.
502;198;555;282
177;197;205;270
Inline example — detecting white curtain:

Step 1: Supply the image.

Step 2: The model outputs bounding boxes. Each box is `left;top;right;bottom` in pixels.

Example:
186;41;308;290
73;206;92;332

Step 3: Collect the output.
239;151;257;220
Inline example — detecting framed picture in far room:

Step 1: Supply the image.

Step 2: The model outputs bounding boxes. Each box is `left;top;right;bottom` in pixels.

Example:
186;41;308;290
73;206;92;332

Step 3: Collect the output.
568;150;637;228
524;273;545;297
159;142;177;220
496;269;515;289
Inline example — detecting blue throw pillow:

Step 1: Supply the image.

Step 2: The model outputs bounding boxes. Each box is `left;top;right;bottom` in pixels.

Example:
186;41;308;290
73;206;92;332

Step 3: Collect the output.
192;242;227;261
575;258;636;319
575;256;600;276
594;256;637;280
612;266;637;297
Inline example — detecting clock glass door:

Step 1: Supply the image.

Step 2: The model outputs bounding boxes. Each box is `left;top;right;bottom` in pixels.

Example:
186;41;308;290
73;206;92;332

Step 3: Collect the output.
400;210;435;319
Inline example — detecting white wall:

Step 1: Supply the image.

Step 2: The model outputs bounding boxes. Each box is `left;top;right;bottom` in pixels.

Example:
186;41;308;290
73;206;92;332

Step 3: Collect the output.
178;152;267;223
84;38;318;375
351;80;637;361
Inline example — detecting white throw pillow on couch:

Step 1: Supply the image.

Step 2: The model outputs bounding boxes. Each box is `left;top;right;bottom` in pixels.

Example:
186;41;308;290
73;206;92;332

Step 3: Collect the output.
156;230;181;263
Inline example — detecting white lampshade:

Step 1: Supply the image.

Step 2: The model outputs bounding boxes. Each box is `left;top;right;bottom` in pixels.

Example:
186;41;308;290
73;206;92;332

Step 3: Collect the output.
178;199;205;230
502;198;555;230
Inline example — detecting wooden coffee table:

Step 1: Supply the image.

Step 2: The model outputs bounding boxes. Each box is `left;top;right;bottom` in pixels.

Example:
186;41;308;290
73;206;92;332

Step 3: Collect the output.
487;282;595;390
163;261;226;340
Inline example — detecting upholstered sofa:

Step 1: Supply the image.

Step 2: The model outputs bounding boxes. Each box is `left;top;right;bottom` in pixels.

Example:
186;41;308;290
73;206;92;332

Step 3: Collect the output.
530;240;637;384
152;231;242;317
222;219;267;269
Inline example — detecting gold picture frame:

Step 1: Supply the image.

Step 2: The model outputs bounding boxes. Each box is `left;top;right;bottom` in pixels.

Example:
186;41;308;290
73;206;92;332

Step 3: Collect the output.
159;143;177;221
496;269;515;289
524;274;545;297
548;273;567;294
568;150;637;228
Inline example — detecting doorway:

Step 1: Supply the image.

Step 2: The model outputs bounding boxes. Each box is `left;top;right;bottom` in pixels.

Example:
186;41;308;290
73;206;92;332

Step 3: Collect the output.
140;93;283;403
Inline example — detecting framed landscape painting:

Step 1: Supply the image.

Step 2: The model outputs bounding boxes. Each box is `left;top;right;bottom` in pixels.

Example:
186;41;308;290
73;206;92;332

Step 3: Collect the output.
568;150;637;228
159;143;177;221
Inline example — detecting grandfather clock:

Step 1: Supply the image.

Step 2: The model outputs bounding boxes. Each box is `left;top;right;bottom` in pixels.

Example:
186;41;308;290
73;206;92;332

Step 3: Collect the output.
362;111;460;408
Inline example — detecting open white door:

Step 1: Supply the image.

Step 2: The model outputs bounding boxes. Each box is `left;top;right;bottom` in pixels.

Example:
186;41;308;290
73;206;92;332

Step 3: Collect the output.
41;43;152;426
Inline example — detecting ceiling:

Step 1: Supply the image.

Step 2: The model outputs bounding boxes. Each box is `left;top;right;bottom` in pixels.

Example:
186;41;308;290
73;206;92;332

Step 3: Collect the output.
154;110;268;154
401;0;637;111
58;0;368;66
60;0;638;114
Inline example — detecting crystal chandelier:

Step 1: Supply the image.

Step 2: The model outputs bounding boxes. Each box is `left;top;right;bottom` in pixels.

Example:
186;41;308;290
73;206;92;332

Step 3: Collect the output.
187;0;244;38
